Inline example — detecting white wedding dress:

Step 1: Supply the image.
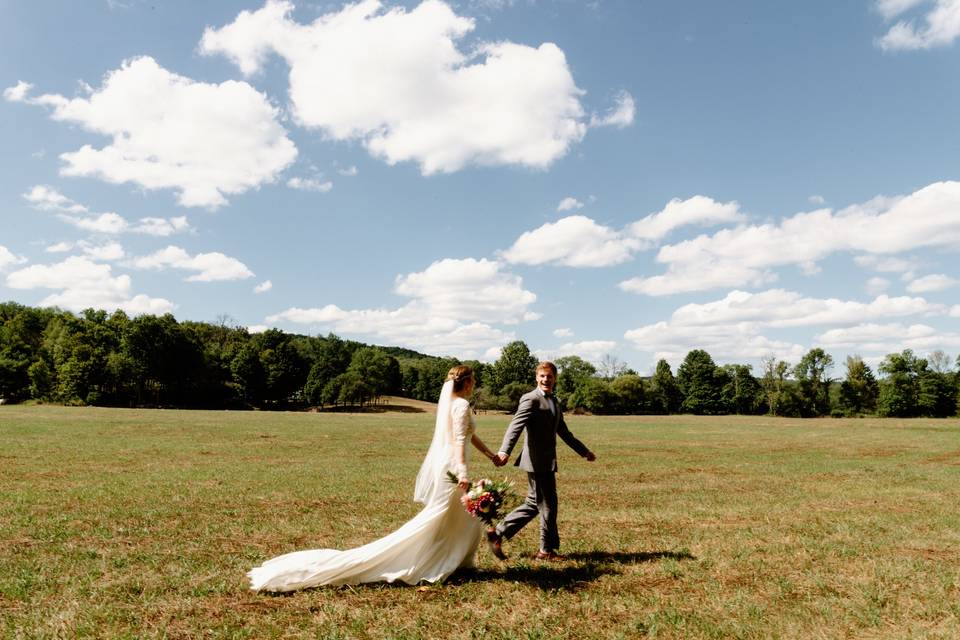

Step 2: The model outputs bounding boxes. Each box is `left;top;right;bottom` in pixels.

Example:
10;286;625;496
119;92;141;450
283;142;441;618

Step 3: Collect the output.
248;383;482;591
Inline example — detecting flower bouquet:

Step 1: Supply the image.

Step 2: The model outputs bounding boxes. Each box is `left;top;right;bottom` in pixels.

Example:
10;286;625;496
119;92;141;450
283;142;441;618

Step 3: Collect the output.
447;471;515;527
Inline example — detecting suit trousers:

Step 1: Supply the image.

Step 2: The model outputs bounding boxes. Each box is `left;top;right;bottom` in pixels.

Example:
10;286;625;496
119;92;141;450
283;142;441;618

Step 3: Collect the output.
496;471;559;552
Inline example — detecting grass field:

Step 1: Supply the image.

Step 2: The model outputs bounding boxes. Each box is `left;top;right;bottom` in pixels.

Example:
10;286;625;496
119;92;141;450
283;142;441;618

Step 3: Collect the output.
1;405;959;639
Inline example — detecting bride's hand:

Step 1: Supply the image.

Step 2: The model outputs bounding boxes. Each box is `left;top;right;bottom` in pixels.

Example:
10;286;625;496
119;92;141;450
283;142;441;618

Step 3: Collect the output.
458;479;470;493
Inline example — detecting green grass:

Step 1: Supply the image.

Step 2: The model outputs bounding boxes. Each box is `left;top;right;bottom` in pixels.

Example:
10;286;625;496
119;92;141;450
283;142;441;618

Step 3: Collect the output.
2;406;959;639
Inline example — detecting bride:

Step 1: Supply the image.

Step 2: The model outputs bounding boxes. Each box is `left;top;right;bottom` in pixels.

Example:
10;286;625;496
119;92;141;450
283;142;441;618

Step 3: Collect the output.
248;365;502;591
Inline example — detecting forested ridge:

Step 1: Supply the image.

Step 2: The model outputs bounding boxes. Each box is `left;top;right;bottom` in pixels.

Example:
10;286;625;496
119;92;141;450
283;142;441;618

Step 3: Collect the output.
1;301;957;417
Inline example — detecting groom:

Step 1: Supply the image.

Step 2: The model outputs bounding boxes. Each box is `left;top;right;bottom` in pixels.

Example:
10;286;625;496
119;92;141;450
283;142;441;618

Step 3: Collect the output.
487;361;596;561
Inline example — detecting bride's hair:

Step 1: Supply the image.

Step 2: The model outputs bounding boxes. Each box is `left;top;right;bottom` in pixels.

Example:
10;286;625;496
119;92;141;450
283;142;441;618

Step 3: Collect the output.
447;365;474;393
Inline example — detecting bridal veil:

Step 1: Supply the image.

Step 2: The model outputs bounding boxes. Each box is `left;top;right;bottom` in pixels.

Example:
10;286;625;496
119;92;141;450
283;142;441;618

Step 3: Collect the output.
413;378;454;505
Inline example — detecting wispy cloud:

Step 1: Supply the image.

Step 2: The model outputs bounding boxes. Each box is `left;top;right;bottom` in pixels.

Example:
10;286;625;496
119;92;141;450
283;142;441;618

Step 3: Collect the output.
22;185;88;213
589;90;635;128
23;185;191;236
131;246;254;282
287;176;333;192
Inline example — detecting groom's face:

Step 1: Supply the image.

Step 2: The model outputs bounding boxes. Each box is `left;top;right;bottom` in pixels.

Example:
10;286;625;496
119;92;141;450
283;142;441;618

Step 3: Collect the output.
536;369;556;393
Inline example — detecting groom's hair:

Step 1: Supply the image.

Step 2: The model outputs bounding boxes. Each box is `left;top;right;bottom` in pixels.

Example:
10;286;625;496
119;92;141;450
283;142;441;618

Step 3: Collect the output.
536;361;558;376
448;365;474;393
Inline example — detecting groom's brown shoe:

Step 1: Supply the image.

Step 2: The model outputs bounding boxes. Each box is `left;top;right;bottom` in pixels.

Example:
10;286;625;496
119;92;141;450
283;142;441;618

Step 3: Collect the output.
534;550;567;561
486;529;507;560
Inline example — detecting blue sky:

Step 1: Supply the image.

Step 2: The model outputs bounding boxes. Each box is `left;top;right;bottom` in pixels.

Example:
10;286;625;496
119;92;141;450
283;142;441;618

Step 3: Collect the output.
2;0;959;374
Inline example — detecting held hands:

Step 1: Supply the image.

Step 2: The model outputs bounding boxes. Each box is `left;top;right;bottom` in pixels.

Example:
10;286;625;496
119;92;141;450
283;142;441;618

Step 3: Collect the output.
458;480;471;507
492;452;509;467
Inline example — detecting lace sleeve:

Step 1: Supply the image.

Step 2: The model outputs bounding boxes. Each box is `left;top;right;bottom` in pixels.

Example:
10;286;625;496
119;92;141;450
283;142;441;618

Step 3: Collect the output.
450;399;472;482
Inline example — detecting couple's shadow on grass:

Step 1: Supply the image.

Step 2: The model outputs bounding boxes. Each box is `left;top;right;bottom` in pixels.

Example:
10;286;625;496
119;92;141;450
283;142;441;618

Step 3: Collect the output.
445;550;695;591
267;550;695;595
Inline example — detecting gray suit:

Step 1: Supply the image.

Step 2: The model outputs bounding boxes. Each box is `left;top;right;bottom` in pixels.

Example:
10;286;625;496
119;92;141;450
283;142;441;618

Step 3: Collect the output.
495;389;590;552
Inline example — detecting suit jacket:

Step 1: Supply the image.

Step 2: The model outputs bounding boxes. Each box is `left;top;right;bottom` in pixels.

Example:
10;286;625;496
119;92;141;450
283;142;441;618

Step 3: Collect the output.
499;389;590;473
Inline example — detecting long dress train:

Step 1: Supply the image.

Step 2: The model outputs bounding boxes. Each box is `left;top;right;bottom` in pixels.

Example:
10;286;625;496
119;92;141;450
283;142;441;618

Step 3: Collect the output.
247;392;481;591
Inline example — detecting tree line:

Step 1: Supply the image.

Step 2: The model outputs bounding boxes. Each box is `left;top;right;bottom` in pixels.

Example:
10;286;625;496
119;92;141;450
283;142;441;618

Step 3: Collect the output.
1;302;958;417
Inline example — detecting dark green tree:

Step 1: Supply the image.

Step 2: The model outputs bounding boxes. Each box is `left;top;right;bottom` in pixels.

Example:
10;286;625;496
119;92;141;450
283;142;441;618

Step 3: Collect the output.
877;350;925;417
254;329;309;406
760;356;796;416
793;348;834;417
676;349;724;415
720;364;764;415
838;355;879;416
609;374;645;414
578;377;615;414
919;350;956;417
648;359;682;414
304;334;352;405
346;347;398;403
555;355;597;408
491;341;537;393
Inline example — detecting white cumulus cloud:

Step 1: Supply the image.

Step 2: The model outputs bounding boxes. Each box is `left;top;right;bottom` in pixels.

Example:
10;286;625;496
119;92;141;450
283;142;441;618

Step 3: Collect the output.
3;80;34;102
201;0;611;174
816;322;960;352
553;327;573;338
621;181;960;296
877;0;928;19
23;185;88;213
501;215;636;267
59;212;129;234
46;242;74;253
1;246;27;270
556;340;618;364
626;196;744;245
12;56;296;208
624;288;951;366
906;273;960;293
81;241;125;261
254;280;273;293
866;276;890;295
287;176;333;192
625;320;807;366
589;90;636;128
24;186;190;236
504;195;742;268
5;256;173;314
133;216;191;236
669;290;943;328
131;246;255;282
557;197;583;212
877;0;960;50
266;257;537;357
